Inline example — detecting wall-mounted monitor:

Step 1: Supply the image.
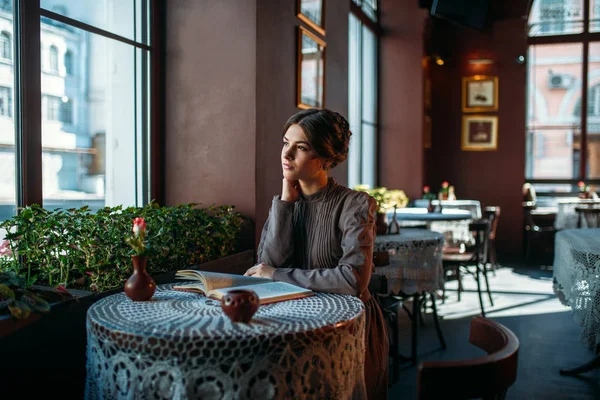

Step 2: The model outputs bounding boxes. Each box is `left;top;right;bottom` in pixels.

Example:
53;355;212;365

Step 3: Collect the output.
430;0;490;31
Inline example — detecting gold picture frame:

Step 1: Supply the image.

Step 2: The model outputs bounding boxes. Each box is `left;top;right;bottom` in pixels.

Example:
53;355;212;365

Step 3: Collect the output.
297;0;325;36
462;75;498;113
297;26;326;110
461;115;498;151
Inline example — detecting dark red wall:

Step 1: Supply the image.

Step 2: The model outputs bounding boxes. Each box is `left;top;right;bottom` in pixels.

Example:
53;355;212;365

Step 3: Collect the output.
379;0;428;198
426;17;528;259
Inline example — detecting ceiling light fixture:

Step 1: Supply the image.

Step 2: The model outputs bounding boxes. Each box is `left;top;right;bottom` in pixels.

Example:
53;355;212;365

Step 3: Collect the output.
468;58;494;65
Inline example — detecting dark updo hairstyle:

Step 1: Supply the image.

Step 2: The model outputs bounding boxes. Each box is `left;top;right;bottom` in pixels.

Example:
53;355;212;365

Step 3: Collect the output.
282;109;352;169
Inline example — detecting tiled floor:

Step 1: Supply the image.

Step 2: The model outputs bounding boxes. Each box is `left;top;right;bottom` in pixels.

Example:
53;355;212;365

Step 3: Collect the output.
387;264;600;399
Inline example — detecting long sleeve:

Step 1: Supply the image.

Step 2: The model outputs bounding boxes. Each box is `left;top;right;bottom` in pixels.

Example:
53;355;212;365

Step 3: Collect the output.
273;193;377;297
256;196;295;268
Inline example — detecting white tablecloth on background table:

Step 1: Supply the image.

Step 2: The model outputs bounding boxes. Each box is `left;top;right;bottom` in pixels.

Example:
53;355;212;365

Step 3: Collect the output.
85;285;366;400
413;199;482;219
389;208;473;245
554;199;600;230
553;228;600;349
374;229;445;295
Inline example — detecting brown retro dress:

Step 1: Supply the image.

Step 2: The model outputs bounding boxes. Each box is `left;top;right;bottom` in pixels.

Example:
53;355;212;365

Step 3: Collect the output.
257;178;389;400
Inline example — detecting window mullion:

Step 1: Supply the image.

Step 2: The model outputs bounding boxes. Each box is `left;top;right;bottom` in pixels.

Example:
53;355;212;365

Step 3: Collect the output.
15;0;42;207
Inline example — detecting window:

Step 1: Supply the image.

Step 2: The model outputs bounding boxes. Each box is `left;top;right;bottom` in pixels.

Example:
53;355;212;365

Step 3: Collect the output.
48;45;58;74
64;49;72;75
40;0;152;210
60;97;72;124
526;0;600;193
0;31;10;60
348;0;379;189
45;95;61;121
0;1;15;237
0;0;160;230
0;86;12;117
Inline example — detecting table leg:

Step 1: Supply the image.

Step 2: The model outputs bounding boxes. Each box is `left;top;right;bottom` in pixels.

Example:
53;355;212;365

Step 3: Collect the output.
559;354;600;376
411;293;419;365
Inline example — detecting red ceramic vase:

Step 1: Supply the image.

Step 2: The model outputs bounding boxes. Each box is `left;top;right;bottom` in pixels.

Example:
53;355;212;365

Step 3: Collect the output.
221;289;259;323
124;255;156;301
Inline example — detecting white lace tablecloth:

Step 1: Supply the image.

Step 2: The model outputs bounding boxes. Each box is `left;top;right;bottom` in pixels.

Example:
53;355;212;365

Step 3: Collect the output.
553;228;600;349
413;199;482;219
374;229;445;295
85;285;366;400
389;208;473;246
554;199;600;230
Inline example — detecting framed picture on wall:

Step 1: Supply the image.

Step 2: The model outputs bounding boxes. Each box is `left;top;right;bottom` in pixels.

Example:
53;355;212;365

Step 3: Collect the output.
461;115;498;151
462;75;498;113
297;0;325;36
297;26;326;110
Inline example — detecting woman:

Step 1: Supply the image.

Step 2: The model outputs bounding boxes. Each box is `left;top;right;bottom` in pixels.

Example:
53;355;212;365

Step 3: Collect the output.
244;108;389;399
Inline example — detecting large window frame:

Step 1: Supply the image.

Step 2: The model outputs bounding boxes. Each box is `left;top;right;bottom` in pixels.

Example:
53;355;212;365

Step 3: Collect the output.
12;0;164;211
527;0;600;193
348;0;381;189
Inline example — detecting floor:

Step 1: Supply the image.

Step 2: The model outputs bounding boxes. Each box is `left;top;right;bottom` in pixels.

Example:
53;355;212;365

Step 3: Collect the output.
387;264;600;400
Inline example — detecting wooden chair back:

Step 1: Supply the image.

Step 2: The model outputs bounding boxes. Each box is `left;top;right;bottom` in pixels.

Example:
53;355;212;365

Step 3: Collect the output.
417;316;519;400
484;206;501;241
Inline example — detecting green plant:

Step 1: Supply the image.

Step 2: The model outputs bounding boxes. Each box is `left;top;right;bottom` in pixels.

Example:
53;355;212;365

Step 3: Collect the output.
0;271;65;320
0;202;244;294
354;185;409;213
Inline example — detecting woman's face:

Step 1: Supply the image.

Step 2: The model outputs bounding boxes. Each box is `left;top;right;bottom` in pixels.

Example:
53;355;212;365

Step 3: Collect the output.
281;124;325;181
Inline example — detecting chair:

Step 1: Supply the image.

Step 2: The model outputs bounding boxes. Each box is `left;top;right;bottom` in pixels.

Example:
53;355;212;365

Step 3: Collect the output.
371;270;446;381
442;219;493;317
484;206;501;274
417;316;519;400
522;183;556;263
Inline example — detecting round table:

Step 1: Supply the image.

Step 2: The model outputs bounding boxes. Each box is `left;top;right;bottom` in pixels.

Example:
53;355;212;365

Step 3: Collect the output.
554;199;600;230
553;228;600;375
374;229;445;295
85;284;366;400
390;209;473;245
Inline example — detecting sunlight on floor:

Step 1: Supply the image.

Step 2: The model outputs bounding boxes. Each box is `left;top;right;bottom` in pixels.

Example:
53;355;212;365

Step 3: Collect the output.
436;267;572;320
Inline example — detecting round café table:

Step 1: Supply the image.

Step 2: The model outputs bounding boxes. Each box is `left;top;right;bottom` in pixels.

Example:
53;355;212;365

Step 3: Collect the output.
553;228;600;375
373;229;446;375
85;284;366;400
374;229;445;296
389;208;473;246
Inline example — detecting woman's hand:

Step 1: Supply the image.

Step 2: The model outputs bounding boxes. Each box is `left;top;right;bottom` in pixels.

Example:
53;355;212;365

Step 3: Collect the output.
282;178;300;202
244;263;275;279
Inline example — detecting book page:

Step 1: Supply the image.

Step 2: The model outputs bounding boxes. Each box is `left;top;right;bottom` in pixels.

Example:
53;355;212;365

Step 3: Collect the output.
172;282;207;295
175;270;270;291
210;281;314;305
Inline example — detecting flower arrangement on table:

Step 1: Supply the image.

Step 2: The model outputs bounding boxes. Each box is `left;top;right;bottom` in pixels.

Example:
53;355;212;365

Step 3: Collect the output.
438;181;450;200
577;181;599;200
355;185;409;235
126;217;149;255
354;185;409;213
422;186;436;201
124;217;156;301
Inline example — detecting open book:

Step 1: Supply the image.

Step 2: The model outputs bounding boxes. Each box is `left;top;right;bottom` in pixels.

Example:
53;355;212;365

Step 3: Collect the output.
172;270;314;305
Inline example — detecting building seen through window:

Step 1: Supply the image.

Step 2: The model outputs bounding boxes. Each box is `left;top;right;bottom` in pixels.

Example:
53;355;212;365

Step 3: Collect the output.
0;31;10;60
0;0;149;227
527;0;600;194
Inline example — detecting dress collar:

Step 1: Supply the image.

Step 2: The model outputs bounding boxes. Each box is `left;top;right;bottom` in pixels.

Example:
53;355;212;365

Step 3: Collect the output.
300;177;336;203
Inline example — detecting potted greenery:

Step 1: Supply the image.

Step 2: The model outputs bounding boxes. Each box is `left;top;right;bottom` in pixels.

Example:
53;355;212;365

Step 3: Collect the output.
354;185;409;235
0;201;245;325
